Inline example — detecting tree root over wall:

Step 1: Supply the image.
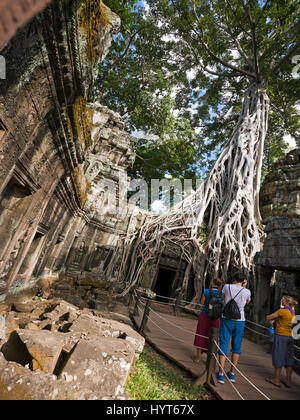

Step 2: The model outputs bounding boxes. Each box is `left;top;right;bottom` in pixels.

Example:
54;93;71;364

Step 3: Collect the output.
113;83;270;304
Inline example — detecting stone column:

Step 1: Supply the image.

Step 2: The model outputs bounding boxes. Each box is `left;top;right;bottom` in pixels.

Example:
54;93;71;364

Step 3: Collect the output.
253;264;275;325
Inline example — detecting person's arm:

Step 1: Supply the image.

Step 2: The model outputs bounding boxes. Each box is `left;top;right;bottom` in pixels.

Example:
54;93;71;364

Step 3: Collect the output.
222;285;226;303
200;293;206;306
267;311;280;321
242;281;251;304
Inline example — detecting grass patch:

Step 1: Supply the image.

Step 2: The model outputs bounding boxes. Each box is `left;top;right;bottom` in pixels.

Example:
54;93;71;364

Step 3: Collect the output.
126;344;211;400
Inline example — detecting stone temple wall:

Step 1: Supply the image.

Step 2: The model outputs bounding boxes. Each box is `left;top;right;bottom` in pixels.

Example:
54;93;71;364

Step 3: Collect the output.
0;0;141;302
254;149;300;322
259;148;300;271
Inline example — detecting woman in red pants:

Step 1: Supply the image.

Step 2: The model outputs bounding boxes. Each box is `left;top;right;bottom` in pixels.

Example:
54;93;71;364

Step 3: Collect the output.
193;278;223;362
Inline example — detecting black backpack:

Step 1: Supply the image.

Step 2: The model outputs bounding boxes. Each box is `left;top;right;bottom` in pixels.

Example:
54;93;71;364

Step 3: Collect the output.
222;285;243;320
207;289;223;320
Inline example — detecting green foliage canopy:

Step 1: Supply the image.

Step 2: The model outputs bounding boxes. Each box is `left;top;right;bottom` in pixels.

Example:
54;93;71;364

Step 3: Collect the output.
93;0;300;182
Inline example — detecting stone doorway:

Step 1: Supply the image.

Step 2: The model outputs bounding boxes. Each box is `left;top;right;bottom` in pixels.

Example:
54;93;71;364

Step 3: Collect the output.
17;231;45;283
154;267;176;301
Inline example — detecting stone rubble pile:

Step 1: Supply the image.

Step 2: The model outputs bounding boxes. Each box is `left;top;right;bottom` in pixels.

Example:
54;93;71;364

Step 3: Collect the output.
0;291;144;400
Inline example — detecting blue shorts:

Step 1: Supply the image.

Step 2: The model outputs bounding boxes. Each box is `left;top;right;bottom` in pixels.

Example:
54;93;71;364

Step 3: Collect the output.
218;317;245;357
272;334;294;368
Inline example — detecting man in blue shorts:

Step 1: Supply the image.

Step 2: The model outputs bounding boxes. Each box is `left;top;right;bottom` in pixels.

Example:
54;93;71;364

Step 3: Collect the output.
216;273;251;384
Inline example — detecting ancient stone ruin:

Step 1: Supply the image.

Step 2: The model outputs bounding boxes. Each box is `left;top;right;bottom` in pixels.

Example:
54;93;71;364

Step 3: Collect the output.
0;296;144;399
0;0;146;400
0;0;143;301
254;149;300;322
0;0;299;400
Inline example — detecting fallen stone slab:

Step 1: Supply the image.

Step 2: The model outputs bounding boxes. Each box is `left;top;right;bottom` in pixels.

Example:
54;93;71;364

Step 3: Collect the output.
76;273;110;289
0;353;110;400
16;329;65;373
11;299;50;315
58;337;135;399
97;318;145;355
42;300;80;323
69;313;145;354
100;337;137;391
51;291;86;309
69;313;103;336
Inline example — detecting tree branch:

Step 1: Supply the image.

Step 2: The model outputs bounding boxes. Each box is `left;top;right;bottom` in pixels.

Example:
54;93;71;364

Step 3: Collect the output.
219;17;254;71
183;38;226;77
196;27;256;78
242;1;260;81
255;0;272;26
271;41;300;73
225;0;252;38
190;0;256;79
108;27;145;71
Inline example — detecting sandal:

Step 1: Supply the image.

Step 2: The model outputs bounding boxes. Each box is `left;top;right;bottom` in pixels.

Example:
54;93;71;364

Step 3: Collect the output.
281;380;291;389
265;378;281;388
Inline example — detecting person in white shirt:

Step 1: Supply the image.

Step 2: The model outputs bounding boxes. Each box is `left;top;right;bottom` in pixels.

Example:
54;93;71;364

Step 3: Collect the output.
216;273;251;384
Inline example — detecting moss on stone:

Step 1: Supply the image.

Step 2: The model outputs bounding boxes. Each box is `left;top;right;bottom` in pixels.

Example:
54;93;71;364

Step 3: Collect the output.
66;96;93;156
71;165;91;209
78;0;112;64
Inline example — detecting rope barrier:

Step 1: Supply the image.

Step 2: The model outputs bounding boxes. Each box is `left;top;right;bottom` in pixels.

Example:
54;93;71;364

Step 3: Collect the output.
139;292;300;344
145;299;209;340
213;340;271;401
294;344;300;351
132;292;300;399
246;319;269;331
133;290;300;362
136;299;208;352
154;294;176;301
245;325;270;339
213;354;245;400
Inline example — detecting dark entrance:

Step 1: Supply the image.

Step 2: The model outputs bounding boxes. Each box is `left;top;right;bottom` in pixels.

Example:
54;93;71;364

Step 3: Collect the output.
154;267;176;302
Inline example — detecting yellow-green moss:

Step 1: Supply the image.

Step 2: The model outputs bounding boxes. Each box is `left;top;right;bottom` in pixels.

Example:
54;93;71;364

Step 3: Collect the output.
71;165;91;209
66;96;93;154
79;0;111;64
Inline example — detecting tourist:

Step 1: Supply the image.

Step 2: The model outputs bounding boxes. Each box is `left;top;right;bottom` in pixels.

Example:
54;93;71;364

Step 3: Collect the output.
265;295;298;388
216;273;251;384
193;278;223;362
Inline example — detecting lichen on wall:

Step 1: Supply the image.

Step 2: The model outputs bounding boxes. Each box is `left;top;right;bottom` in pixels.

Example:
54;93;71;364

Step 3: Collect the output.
66;96;93;156
78;0;119;65
71;165;91;209
0;0;121;301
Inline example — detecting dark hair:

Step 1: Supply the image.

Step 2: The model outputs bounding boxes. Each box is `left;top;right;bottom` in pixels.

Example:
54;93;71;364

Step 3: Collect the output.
233;273;247;284
211;278;223;289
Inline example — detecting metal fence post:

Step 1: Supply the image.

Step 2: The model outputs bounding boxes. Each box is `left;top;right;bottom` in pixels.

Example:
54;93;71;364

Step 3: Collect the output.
128;289;134;307
206;327;219;386
133;293;140;317
172;296;180;317
139;298;152;335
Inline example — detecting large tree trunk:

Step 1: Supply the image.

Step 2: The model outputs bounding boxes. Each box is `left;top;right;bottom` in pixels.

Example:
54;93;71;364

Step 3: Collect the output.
117;83;270;300
190;82;269;301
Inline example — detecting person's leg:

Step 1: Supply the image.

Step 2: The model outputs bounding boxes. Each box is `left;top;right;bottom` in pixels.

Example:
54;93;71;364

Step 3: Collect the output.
282;337;294;387
193;314;209;362
194;348;201;363
230;321;245;373
266;334;283;387
230;353;240;373
219;355;226;374
218;318;232;373
269;368;281;386
283;366;293;388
